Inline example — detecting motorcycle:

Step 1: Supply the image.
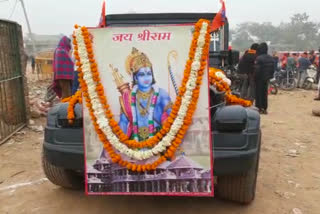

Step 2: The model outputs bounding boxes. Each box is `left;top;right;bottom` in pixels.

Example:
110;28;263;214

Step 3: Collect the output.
274;69;296;90
302;65;317;90
221;65;241;95
268;78;278;95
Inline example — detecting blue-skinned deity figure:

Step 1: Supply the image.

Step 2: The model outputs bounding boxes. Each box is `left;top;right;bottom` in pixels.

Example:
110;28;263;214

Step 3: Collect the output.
112;47;172;142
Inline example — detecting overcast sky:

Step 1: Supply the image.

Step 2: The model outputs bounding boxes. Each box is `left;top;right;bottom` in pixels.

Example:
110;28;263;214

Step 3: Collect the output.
0;0;319;35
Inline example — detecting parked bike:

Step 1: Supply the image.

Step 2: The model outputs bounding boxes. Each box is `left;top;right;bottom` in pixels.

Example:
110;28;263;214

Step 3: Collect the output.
274;69;296;90
302;65;317;90
225;65;242;94
268;78;278;95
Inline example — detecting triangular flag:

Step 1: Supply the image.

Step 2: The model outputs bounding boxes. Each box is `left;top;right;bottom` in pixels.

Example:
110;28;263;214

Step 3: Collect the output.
98;1;106;27
211;0;226;32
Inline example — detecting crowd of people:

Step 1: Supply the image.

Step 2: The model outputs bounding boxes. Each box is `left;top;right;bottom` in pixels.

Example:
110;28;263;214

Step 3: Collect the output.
238;44;320;114
238;42;275;114
274;51;320;86
275;50;320;100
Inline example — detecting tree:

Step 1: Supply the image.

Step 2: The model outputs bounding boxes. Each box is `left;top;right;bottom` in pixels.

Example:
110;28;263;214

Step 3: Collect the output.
230;27;255;51
279;13;319;50
230;13;320;52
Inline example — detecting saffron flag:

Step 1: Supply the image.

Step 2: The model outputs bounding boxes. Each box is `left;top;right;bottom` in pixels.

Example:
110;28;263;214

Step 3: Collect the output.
211;0;226;32
98;1;106;27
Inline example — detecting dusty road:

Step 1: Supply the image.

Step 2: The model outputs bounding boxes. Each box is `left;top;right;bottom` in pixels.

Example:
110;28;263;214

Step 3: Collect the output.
0;89;320;214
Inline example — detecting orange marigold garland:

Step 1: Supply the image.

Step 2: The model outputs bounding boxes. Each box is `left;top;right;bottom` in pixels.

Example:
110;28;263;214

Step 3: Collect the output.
75;20;209;151
72;19;211;171
61;90;83;124
209;67;252;107
65;22;250;162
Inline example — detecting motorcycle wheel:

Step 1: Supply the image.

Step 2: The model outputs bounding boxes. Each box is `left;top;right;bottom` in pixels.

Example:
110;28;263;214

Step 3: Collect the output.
303;82;313;90
280;78;296;91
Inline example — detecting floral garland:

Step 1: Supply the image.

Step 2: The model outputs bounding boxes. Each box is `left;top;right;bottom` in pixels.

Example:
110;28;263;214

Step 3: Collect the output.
61;90;83;124
209;67;252;107
75;21;209;160
75;24;206;151
72;20;210;171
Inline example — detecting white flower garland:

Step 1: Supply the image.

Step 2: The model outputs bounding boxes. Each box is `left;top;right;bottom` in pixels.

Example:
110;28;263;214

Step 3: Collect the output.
74;22;209;161
215;71;231;86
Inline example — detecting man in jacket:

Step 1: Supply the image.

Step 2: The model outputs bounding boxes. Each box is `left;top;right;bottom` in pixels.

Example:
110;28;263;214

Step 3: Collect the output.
254;43;275;114
287;53;297;72
309;50;316;64
297;52;311;88
238;43;259;101
272;51;280;73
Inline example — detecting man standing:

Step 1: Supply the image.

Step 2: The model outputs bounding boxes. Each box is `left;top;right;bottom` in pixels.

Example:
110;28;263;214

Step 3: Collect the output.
281;53;288;70
238;43;259;101
309;50;316;65
287;53;297;72
52;36;74;99
315;81;320;101
272;51;280;73
297;52;311;88
315;50;320;101
315;49;320;84
31;55;36;74
254;43;275;114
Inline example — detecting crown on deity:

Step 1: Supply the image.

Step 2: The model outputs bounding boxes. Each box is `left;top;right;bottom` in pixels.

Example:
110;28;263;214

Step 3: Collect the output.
125;47;152;75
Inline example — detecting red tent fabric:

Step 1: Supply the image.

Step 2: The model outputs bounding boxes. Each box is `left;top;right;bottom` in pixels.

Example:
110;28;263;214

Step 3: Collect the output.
211;0;226;32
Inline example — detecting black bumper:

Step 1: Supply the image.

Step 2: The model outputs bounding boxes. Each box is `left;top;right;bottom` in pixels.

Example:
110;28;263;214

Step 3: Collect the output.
43;127;261;176
213;148;258;175
43;141;84;171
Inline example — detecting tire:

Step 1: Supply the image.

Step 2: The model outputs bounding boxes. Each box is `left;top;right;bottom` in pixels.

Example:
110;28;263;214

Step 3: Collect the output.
42;150;83;190
216;133;261;204
280;78;296;91
304;82;313;90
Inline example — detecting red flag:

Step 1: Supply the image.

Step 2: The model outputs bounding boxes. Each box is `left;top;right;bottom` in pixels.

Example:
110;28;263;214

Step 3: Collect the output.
98;1;106;27
211;0;226;32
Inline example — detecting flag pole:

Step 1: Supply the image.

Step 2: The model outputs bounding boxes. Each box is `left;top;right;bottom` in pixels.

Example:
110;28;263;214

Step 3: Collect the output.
19;0;36;55
222;0;226;68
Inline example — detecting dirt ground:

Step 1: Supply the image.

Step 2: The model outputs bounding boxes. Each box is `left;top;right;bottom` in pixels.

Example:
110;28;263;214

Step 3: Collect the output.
0;89;320;214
